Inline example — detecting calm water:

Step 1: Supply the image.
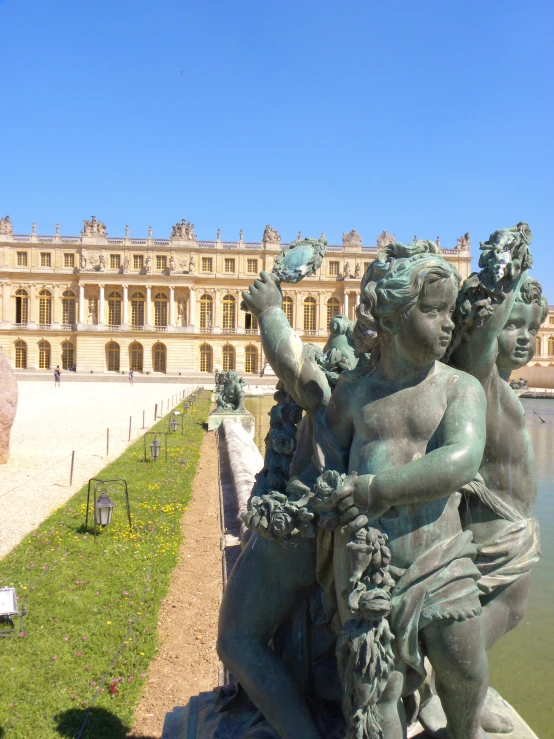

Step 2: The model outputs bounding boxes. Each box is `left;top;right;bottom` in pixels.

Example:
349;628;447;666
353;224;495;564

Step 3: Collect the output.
245;396;554;737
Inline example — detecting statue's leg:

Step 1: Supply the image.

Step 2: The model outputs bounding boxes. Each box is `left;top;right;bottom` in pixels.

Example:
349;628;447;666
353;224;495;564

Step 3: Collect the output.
375;663;407;739
420;615;489;739
217;533;320;739
480;572;531;650
419;576;531;737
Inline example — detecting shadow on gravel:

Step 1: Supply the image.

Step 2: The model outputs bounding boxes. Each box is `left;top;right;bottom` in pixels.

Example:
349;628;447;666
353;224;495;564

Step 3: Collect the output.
54;706;159;739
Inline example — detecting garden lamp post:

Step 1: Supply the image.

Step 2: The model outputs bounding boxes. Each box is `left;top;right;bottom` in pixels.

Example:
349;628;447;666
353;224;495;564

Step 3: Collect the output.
94;491;115;526
85;478;132;539
150;435;161;459
169;414;179;432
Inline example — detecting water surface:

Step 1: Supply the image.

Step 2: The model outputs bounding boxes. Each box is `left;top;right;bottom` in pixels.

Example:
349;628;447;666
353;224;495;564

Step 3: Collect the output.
244;395;554;737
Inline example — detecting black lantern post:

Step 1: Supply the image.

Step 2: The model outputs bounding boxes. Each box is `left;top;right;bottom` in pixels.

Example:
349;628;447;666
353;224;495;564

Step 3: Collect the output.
95;491;115;526
150;434;161;458
168;411;184;434
143;432;169;462
85;478;132;539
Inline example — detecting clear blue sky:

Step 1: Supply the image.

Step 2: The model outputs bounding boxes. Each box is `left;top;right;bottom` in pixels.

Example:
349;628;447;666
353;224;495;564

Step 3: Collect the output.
1;0;552;295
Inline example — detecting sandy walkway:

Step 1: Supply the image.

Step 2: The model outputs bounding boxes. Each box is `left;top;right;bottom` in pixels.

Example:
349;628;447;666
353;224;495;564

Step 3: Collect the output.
0;380;197;559
129;429;222;738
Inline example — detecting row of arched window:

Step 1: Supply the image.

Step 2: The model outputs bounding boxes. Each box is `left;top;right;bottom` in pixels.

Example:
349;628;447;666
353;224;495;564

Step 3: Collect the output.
15;339;75;370
13;339;260;374
105;342;167;372
15;288;78;325
197;294;331;332
199;344;258;374
13;289;344;331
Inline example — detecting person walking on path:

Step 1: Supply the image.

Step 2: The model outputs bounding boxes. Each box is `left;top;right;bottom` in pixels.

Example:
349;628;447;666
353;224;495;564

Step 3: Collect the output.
54;366;61;387
128;367;134;386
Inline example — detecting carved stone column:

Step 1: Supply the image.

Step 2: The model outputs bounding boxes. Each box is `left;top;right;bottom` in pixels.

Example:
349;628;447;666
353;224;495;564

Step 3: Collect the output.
145;285;152;327
169;285;175;327
189;286;196;327
213;289;222;333
99;284;105;325
343;290;348;317
78;283;85;325
52;285;60;325
318;296;328;336
2;283;8;321
1;282;10;325
29;285;37;323
122;284;129;326
236;292;245;334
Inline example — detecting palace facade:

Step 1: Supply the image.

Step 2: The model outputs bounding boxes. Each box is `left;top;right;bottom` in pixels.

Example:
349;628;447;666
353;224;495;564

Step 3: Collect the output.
0;216;551;376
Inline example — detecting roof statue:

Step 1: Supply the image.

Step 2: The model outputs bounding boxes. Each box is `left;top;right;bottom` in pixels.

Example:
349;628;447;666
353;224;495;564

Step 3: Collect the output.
262;224;281;243
376;230;396;248
171;219;196;240
342;228;362;247
457;232;471;249
81;215;107;237
0;216;13;235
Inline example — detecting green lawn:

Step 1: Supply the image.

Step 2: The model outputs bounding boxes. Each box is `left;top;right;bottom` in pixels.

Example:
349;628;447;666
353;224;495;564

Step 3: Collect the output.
0;390;210;739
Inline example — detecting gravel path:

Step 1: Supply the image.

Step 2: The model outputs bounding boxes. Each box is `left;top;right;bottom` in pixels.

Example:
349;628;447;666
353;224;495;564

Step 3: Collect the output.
0;380;196;559
128;429;222;738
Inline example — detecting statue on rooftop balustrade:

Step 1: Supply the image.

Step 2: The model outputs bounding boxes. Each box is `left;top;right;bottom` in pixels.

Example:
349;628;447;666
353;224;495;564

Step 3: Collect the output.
343;229;362;247
0;215;13;235
376;230;395;248
171;218;196;240
263;224;281;244
81;215;107;237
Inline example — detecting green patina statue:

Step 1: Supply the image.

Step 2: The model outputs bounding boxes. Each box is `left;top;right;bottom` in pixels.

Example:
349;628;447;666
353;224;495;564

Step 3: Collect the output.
213;225;544;739
213;370;247;413
419;223;546;736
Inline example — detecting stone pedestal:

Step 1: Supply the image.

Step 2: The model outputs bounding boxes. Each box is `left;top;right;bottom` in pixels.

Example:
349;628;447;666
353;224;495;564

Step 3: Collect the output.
163;686;540;739
207;409;255;438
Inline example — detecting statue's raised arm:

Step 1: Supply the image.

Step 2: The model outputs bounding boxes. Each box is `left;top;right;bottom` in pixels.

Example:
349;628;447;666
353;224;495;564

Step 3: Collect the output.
241;237;335;415
448;221;533;378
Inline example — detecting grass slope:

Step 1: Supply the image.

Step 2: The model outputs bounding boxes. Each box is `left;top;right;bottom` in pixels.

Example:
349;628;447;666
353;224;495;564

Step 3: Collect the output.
0;391;210;739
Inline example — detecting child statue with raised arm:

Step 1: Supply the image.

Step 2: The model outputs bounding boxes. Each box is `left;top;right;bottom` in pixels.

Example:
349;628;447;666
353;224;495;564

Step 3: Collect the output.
315;240;490;739
415;223;546;736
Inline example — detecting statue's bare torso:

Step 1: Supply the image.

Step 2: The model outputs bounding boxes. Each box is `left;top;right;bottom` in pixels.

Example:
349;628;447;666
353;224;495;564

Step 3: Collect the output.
328;362;481;619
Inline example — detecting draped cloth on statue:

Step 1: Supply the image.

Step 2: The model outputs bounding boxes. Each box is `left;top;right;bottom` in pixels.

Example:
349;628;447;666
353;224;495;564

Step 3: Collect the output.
474;517;541;596
389;530;482;679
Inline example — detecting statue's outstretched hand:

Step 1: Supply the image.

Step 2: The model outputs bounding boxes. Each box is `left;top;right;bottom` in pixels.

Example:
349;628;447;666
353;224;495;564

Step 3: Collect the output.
241;271;282;318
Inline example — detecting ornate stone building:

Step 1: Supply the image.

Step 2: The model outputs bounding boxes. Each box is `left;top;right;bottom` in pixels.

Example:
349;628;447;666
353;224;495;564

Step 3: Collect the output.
0;216;489;375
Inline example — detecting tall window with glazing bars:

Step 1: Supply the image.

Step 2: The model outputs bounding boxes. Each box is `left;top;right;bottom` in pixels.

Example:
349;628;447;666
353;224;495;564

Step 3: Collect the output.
303;297;316;332
62;290;76;325
38;289;52;325
222;294;236;331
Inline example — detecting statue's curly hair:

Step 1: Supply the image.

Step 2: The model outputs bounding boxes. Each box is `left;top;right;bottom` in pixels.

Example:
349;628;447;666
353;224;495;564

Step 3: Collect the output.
353;240;461;354
515;277;548;323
